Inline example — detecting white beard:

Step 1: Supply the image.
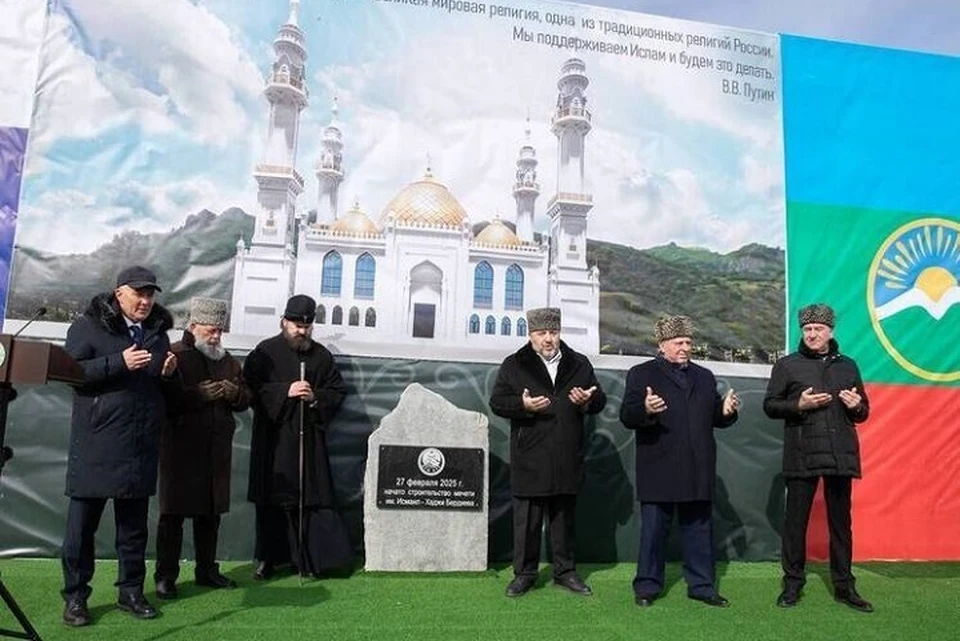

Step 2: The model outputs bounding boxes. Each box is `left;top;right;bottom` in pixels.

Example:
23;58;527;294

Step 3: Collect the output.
195;340;226;361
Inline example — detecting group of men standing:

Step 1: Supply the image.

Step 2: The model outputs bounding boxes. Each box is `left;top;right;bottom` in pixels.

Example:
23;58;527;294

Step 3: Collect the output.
56;264;874;627
491;305;873;614
60;267;352;626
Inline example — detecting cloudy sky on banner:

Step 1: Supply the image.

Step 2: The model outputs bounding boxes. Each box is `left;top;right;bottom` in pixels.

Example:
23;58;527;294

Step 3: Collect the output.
11;0;957;255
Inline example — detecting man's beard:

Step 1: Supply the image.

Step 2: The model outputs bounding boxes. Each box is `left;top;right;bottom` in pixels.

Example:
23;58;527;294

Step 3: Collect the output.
284;333;311;353
195;340;226;361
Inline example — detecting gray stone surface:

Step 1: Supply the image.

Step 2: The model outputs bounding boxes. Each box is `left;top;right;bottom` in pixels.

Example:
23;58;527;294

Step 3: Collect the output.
363;383;489;571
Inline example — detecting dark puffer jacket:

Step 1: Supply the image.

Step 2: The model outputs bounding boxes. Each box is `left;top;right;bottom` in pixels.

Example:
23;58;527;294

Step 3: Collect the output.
64;292;173;498
763;339;869;478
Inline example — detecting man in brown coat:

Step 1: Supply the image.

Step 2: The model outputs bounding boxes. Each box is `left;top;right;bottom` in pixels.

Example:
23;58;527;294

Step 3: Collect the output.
154;297;249;599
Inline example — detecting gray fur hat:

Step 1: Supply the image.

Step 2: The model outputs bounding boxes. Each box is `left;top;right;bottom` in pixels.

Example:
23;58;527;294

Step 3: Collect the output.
655;315;695;342
798;303;835;328
189;297;229;329
526;307;561;332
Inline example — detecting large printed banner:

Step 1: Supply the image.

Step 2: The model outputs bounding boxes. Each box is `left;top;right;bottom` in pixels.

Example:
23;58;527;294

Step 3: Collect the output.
6;0;785;363
782;36;960;559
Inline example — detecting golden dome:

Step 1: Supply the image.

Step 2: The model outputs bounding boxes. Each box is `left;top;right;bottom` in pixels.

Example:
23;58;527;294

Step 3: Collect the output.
474;218;522;247
331;203;380;236
380;172;467;228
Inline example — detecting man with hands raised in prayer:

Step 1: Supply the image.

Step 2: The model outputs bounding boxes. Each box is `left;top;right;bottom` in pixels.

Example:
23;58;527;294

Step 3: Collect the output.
620;315;738;609
489;307;607;598
764;304;873;613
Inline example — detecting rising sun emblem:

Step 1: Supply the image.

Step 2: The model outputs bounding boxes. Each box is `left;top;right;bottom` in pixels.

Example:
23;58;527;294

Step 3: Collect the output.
868;217;960;382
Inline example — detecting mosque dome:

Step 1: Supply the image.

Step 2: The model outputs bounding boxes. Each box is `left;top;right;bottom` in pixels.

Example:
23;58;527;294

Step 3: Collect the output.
331;202;379;236
380;170;467;228
474;217;522;247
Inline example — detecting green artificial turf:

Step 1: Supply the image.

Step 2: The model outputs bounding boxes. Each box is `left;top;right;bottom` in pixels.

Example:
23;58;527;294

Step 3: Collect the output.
1;560;958;640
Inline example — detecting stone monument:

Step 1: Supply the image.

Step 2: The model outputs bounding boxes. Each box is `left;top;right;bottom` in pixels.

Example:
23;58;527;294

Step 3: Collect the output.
363;383;489;571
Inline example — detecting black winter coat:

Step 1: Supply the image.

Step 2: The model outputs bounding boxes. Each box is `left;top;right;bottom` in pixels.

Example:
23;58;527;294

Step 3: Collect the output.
159;331;250;515
619;357;737;502
244;334;346;508
489;341;606;497
763;339;869;478
64;293;173;498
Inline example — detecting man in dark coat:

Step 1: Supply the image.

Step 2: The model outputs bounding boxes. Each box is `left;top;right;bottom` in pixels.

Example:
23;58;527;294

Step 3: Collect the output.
244;294;353;580
61;266;177;626
154;297;250;599
763;303;873;613
620;315;738;608
489;307;606;598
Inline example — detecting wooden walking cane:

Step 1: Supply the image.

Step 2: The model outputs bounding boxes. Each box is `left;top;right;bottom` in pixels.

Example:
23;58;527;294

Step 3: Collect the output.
298;360;305;587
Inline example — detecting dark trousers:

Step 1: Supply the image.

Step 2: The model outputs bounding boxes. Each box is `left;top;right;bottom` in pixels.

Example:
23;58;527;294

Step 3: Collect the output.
782;475;854;592
61;496;149;602
512;495;577;579
155;513;222;582
254;504;354;574
634;501;717;599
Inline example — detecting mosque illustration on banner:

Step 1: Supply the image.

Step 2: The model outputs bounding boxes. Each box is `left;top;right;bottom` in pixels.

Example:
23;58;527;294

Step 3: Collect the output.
869;218;960;382
229;0;601;355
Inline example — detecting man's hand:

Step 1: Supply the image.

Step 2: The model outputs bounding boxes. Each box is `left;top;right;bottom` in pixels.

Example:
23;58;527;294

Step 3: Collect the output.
197;380;224;402
521;388;551;413
722;388;739;416
220;379;241;403
287;381;314;402
644;386;667;414
838;387;862;410
568;385;597;407
123;345;153;371
798;387;833;411
161;351;177;377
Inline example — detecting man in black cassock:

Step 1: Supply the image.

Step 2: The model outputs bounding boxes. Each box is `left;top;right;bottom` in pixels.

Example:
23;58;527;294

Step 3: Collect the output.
243;294;354;580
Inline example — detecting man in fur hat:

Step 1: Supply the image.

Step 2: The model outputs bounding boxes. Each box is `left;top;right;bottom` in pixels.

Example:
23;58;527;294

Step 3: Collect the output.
154;297;249;600
489;307;607;598
244;294;354;580
763;304;873;613
620;315;738;608
61;266;177;626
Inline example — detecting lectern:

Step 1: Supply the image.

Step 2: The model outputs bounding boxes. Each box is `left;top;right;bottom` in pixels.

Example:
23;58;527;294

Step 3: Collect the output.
0;335;83;641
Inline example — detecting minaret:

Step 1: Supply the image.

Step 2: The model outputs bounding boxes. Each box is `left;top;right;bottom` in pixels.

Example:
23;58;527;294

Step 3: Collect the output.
251;0;308;248
230;0;308;335
546;58;599;354
315;98;344;225
512;117;539;243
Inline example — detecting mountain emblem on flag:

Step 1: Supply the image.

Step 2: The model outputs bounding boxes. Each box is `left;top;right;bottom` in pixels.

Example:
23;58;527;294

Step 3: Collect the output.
868;217;960;382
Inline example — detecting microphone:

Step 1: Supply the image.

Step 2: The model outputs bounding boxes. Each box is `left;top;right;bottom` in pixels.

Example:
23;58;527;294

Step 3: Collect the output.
12;307;47;338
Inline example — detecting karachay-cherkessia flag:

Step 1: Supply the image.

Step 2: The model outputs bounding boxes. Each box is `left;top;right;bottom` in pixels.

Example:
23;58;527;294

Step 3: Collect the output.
782;36;960;560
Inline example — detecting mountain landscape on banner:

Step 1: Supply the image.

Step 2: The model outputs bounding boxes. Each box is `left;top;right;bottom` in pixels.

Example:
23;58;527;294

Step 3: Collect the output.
6;210;784;359
786;202;960;385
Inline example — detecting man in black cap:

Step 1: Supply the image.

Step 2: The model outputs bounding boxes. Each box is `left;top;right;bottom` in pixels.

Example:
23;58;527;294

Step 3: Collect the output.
619;315;738;608
764;303;873;613
243;294;353;580
61;265;177;626
489;307;606;598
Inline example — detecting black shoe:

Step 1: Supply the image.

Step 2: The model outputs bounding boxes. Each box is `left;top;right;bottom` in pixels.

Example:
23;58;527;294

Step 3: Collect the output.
253;560;274;581
155;579;178;600
690;593;730;608
505;575;536;597
196;571;238;589
634;593;658;607
835;589;874;613
553;574;592;596
116;592;160;619
776;589;800;608
62;599;91;627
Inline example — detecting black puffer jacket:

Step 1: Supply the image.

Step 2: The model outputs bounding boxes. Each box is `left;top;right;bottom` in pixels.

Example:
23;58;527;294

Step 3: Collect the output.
763;339;869;478
64;293;174;498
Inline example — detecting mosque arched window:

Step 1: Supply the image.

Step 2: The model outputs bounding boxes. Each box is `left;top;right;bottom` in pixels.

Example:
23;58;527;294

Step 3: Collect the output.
348;306;360;326
354;253;376;299
473;261;493;308
505;264;524;310
501;317;512;336
517;318;527;336
469;314;480;334
331;306;343;325
316;304;326;324
485;315;496;335
365;308;377;327
321;251;342;296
